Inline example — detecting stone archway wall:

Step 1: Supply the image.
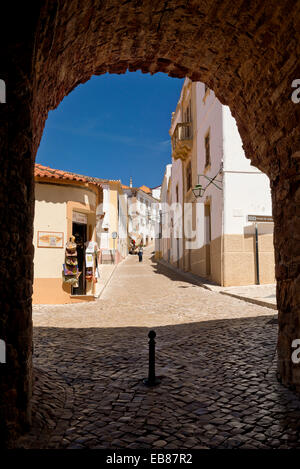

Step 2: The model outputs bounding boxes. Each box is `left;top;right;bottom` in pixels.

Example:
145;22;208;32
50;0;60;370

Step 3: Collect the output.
1;0;299;443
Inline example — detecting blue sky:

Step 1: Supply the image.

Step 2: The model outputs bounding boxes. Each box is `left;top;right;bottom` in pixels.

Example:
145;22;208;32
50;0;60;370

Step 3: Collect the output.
36;72;184;188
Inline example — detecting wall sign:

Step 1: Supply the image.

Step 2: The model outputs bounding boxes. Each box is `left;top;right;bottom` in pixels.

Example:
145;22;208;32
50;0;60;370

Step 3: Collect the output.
247;215;273;223
73;211;88;224
0;339;6;364
37;231;64;248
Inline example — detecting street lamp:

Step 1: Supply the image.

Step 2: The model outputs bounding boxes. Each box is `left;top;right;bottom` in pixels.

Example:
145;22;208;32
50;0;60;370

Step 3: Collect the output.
192;184;205;199
192;163;223;199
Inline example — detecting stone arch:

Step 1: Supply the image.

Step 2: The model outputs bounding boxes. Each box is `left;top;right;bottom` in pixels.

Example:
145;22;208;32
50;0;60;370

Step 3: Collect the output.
1;0;299;443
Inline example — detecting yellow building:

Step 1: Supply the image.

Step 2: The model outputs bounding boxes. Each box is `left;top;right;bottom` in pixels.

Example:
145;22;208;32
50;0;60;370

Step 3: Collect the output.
33;164;128;304
98;179;128;263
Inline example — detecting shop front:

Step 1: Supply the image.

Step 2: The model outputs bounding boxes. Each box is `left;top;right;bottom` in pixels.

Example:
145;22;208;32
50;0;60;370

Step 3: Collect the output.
64;211;100;298
33;164;102;304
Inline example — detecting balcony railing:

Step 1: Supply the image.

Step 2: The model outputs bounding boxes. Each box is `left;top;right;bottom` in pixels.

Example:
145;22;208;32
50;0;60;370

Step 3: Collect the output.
171;122;192;160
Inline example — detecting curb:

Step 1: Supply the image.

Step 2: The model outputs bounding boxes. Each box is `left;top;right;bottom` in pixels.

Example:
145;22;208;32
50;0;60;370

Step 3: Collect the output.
95;264;118;299
156;258;277;311
95;257;127;299
219;291;277;311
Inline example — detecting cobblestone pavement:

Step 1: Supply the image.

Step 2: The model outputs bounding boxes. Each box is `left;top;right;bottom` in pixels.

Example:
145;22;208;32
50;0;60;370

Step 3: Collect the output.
16;246;300;449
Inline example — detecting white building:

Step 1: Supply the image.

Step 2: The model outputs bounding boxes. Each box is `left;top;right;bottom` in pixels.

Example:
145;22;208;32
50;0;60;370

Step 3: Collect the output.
157;78;275;286
151;185;162;201
124;184;160;247
155;165;171;261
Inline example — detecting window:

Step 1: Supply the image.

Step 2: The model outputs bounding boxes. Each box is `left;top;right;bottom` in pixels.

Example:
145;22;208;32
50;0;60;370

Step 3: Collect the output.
186;161;192;192
203;84;210;104
184;101;192;123
176;184;179;203
205;131;211;168
183;101;192;139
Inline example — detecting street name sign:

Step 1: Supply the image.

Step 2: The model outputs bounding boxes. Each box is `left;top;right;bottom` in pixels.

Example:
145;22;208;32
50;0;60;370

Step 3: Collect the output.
247;215;273;223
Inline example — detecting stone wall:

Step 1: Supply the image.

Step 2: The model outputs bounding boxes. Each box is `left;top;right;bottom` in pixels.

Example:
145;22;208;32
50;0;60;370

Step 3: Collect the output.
1;0;299;443
0;4;41;445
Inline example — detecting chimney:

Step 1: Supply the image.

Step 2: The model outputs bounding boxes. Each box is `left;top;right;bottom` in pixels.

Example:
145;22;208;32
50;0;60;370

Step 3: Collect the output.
130;176;133;188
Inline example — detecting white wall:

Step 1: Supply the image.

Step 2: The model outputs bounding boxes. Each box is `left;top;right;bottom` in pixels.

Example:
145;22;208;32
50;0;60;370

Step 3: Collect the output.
99;185;110;249
223;172;272;235
152;186;161;200
222;105;258;173
118;192;128;257
160;165;172;258
136;191;158;244
168;79;185;263
170;158;183;262
195;83;223;243
222;105;272;235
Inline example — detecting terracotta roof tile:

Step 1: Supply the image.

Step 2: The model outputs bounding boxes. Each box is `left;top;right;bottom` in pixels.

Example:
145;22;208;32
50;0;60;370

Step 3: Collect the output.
34;164;124;189
35;163;102;186
139;185;152;194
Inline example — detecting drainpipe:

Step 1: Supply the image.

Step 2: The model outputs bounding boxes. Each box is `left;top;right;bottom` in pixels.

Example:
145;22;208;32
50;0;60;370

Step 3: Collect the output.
255;223;260;285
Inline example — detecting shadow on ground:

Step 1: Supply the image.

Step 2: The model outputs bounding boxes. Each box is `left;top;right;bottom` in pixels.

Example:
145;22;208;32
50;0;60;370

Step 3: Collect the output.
13;315;300;449
149;255;214;288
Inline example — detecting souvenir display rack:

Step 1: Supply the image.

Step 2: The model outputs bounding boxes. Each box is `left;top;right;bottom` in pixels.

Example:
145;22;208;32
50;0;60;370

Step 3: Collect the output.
63;237;81;287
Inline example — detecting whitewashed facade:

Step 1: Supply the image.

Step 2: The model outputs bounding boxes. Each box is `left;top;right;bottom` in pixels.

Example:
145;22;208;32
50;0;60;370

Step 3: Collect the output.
125;187;160;246
157;78;275;286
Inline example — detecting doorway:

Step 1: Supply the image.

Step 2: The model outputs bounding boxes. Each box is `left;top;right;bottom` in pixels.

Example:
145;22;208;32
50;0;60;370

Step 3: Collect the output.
72;222;87;295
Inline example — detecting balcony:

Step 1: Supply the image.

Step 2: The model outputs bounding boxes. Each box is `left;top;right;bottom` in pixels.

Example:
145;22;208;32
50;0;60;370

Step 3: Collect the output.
171;122;193;161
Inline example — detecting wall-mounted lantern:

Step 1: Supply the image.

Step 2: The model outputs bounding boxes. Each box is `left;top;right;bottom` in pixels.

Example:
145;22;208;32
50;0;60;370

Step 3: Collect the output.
192;184;205;199
192;163;223;199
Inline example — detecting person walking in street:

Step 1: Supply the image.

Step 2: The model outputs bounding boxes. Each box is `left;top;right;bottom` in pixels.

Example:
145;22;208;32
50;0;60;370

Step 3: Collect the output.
138;245;143;262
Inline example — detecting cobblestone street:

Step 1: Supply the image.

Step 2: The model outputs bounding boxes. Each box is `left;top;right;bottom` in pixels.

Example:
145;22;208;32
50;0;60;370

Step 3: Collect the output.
16;246;300;449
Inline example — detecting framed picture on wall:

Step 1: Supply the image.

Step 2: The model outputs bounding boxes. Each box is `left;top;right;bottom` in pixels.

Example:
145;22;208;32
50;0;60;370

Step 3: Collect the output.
37;231;64;248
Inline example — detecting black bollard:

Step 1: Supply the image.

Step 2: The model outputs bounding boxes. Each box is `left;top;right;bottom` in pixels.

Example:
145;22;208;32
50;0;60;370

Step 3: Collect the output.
143;330;160;386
